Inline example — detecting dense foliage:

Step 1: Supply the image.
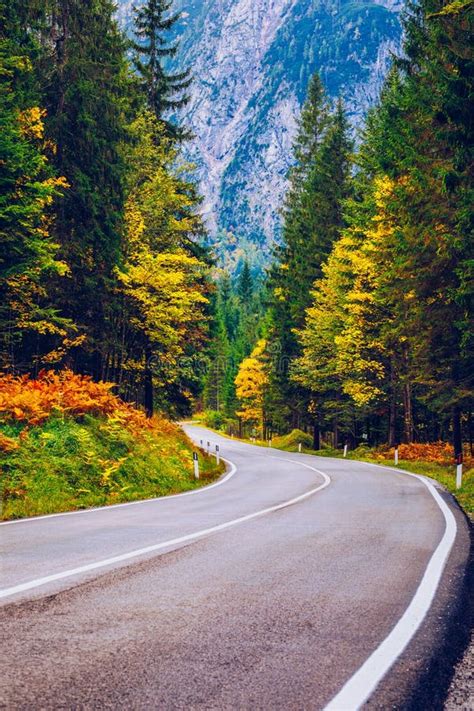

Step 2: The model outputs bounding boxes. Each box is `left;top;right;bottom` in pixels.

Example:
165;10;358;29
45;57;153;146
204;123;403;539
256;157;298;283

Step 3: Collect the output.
227;0;473;459
0;0;210;418
0;371;223;519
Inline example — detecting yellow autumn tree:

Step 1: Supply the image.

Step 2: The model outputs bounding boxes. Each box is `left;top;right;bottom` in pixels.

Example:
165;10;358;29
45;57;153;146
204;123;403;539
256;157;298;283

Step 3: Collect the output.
106;111;209;416
235;339;269;435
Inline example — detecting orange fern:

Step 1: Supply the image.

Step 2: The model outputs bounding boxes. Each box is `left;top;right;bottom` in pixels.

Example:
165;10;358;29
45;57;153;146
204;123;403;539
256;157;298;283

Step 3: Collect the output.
0;370;175;438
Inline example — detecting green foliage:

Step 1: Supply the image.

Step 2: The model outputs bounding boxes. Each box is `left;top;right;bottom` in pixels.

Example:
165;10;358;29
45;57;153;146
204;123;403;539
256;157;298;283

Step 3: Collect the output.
32;0;134;372
266;74;353;434
0;1;71;368
0;414;224;520
202;268;266;418
272;429;314;451
290;0;473;452
133;0;191;138
0;0;212;420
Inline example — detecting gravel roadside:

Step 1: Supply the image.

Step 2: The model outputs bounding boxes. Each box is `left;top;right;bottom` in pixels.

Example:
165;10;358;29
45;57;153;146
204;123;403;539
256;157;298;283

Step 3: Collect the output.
444;633;473;709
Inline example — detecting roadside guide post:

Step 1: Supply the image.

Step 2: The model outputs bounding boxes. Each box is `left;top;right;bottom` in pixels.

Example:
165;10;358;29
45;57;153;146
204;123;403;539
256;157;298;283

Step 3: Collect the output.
394;446;399;466
456;453;463;489
193;452;199;480
207;441;210;455
216;444;220;465
343;444;348;458
298;443;302;453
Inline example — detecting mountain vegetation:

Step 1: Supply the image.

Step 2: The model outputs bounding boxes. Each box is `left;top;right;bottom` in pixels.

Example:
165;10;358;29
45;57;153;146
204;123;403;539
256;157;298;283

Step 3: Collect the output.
1;0;472;515
222;0;473;471
0;0;210;419
0;0;224;517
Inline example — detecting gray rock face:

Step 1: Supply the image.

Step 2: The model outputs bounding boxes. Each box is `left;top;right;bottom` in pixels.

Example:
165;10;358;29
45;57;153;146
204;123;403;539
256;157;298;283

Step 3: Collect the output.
118;0;403;266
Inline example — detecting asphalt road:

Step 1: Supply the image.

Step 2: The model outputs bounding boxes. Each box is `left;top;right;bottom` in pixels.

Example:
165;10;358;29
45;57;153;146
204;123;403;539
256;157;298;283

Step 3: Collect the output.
0;424;471;710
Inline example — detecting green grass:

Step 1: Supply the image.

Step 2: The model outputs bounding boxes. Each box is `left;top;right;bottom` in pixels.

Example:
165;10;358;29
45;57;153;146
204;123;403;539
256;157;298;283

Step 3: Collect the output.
0;415;225;521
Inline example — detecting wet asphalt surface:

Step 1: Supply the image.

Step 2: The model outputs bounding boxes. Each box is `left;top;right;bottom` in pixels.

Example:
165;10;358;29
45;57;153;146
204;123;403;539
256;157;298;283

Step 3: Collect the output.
0;425;471;710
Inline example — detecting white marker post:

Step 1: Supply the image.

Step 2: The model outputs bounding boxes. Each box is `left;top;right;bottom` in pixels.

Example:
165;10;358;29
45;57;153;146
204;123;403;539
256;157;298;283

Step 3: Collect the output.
456;454;463;489
207;441;210;455
268;439;272;448
343;444;348;458
298;443;302;453
193;452;200;480
215;444;220;465
395;447;399;466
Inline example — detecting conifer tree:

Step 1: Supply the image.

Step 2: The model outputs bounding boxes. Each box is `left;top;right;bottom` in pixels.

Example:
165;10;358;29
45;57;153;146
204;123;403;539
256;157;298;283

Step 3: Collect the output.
133;0;191;138
238;260;253;303
293;0;473;452
39;0;131;377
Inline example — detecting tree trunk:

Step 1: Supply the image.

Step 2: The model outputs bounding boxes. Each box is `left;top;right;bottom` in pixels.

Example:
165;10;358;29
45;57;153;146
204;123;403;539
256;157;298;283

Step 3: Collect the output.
333;418;339;449
468;412;473;457
402;381;414;443
144;343;153;419
388;362;397;447
452;406;463;463
313;418;320;450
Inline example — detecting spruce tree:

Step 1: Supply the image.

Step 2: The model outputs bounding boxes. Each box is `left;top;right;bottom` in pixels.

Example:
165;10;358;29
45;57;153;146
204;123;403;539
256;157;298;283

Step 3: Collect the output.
40;0;131;378
238;260;253;303
133;0;191;138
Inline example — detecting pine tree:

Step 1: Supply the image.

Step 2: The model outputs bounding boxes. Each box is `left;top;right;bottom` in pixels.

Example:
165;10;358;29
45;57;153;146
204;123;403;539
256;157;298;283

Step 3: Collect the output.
133;0;191;138
238;260;253;303
294;0;473;452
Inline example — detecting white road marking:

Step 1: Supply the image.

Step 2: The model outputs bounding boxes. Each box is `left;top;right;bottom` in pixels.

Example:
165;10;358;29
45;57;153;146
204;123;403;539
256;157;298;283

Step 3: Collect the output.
0;458;331;601
323;466;457;711
0;454;236;527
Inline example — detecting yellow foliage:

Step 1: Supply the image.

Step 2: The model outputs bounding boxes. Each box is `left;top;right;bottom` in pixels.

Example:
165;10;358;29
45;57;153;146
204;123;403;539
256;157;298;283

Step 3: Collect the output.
17;107;46;140
235;340;269;425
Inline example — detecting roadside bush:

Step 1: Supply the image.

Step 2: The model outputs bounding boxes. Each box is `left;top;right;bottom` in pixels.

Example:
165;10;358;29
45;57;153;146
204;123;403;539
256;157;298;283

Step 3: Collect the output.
204;410;225;430
273;429;314;451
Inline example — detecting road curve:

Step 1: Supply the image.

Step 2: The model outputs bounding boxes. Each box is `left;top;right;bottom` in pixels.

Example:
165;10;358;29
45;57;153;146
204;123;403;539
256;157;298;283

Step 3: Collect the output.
0;424;471;710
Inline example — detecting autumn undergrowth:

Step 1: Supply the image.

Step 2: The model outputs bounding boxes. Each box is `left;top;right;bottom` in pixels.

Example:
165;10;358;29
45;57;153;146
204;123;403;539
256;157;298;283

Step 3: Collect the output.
0;372;224;521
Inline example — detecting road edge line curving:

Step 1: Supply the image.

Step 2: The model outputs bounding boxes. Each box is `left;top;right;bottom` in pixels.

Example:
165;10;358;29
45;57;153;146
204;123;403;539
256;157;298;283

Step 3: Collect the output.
0;457;331;601
0;454;236;527
323;465;457;711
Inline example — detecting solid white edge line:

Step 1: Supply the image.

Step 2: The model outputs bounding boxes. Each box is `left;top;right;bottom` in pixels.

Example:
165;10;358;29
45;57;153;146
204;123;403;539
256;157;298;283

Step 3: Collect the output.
0;451;236;527
0;457;331;601
323;464;457;711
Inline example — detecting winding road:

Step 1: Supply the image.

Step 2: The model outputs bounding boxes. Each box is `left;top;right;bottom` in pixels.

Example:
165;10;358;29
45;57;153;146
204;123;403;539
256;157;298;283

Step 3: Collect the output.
0;424;471;710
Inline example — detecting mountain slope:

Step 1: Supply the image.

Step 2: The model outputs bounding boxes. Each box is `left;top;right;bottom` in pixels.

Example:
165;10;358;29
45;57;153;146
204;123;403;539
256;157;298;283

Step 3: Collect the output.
118;1;403;267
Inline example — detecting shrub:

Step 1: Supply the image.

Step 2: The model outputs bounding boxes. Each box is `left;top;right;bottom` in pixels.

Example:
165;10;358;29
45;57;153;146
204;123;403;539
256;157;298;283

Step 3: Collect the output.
273;429;314;450
374;441;473;468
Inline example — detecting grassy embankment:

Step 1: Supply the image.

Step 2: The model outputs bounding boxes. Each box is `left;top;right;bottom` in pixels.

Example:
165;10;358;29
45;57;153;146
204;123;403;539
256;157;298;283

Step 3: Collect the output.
0;372;224;521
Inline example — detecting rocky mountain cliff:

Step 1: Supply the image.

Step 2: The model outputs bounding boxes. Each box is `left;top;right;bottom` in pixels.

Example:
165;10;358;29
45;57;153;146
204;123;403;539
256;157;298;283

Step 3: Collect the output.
118;0;403;268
